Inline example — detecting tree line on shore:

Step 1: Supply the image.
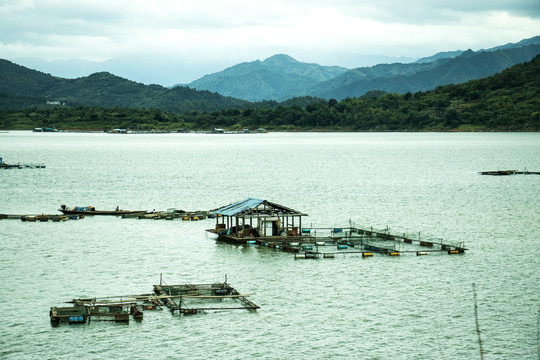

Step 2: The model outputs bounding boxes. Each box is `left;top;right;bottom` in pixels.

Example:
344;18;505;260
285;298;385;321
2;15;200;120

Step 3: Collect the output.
1;55;539;132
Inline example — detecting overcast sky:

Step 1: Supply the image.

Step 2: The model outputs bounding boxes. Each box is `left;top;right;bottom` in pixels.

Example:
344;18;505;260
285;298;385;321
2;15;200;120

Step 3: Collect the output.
1;0;539;83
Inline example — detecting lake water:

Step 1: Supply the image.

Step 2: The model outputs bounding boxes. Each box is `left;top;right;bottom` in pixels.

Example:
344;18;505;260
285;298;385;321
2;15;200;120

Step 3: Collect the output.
1;131;539;359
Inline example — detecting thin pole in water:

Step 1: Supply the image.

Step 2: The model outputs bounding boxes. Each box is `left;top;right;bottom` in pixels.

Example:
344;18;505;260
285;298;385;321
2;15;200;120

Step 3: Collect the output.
472;283;485;360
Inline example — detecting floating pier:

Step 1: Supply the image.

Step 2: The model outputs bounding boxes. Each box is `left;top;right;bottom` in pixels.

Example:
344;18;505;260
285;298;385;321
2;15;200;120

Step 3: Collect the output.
0;162;46;169
0;156;45;169
0;214;80;221
222;226;466;258
50;276;258;325
122;209;214;221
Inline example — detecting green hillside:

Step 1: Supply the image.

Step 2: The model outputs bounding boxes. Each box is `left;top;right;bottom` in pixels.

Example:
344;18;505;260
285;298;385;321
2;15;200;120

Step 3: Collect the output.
0;60;251;112
1;55;539;132
187;54;348;101
313;44;540;99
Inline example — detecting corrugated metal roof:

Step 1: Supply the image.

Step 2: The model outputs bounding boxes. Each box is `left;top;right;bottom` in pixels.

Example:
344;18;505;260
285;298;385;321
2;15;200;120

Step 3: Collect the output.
214;198;265;216
214;198;307;217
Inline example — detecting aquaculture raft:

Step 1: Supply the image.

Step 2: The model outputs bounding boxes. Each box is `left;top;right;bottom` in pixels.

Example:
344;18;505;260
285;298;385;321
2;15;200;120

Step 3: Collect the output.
123;209;214;221
0;156;45;169
220;225;467;258
0;214;78;221
50;277;259;325
154;280;259;315
50;301;143;325
58;205;146;216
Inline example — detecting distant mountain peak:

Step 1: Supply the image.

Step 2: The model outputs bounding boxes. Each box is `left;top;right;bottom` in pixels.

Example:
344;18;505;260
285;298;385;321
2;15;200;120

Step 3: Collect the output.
460;49;476;58
263;54;299;65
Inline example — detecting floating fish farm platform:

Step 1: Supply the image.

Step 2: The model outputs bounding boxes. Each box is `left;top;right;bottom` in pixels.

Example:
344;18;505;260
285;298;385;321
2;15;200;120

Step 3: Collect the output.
0;214;83;221
215;226;467;258
50;277;258;325
122;209;214;221
154;280;259;315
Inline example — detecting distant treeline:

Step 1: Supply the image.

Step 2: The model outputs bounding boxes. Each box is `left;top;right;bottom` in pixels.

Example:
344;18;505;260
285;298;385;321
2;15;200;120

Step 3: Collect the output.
1;55;539;131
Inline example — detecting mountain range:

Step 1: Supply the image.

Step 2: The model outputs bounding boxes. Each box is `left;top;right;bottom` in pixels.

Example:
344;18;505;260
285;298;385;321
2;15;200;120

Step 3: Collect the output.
1;35;539;111
187;36;540;101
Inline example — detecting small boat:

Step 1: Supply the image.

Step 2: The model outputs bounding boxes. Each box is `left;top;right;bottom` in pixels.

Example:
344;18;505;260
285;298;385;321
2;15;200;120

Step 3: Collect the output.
58;205;146;216
478;170;516;175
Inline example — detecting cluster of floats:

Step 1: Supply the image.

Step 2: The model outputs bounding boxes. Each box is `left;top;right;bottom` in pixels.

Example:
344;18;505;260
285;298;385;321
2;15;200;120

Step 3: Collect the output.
50;275;259;326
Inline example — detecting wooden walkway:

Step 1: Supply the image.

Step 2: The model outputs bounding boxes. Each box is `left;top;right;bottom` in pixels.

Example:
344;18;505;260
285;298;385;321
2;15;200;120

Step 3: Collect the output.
0;214;80;221
217;226;467;257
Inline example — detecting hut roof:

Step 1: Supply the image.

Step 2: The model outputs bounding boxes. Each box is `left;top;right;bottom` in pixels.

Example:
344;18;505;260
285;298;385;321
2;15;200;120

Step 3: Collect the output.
214;198;307;217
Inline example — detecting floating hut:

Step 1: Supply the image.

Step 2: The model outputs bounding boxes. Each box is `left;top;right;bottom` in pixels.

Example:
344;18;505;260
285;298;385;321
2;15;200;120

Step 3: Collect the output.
206;198;310;244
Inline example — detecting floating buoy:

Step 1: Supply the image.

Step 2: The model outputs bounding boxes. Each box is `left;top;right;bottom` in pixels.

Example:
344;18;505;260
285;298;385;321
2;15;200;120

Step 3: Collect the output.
68;316;84;323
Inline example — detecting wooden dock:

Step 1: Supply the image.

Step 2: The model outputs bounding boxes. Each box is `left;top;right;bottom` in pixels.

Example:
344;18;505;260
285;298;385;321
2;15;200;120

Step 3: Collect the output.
123;210;213;221
0;214;80;221
0;158;46;169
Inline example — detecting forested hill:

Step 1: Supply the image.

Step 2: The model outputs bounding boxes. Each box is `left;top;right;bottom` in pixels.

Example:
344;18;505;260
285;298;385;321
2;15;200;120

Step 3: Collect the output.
1;55;539;132
0;59;251;112
185;39;540;101
310;44;540;100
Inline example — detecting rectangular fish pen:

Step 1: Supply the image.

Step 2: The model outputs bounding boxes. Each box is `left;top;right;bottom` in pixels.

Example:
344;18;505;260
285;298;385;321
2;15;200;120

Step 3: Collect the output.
254;225;467;258
154;277;259;315
49;276;259;325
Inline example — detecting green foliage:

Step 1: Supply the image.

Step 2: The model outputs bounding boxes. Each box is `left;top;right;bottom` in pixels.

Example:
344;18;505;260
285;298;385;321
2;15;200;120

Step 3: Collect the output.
1;56;539;132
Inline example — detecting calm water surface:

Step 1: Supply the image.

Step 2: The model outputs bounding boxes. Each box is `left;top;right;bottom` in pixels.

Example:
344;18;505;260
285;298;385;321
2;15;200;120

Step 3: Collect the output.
0;131;539;359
